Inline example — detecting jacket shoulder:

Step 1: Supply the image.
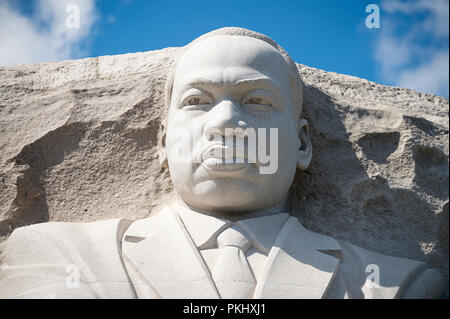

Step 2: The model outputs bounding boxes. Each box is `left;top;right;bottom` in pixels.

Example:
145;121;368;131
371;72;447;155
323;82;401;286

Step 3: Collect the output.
1;219;135;298
338;241;445;299
4;219;131;266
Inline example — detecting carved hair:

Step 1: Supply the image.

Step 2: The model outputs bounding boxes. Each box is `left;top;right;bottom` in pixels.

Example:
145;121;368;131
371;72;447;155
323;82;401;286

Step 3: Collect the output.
162;27;304;122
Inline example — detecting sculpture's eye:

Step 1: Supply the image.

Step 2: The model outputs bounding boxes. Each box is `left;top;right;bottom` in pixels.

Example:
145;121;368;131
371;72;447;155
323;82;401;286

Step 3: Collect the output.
184;96;210;106
181;95;211;110
244;97;272;107
245;97;272;106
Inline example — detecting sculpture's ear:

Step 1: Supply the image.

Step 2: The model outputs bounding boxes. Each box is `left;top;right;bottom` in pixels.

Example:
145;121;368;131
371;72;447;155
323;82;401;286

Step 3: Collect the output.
297;118;312;170
158;121;168;168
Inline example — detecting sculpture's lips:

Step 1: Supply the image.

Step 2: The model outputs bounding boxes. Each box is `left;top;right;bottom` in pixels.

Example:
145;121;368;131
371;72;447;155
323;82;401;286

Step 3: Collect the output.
201;158;250;172
200;144;251;172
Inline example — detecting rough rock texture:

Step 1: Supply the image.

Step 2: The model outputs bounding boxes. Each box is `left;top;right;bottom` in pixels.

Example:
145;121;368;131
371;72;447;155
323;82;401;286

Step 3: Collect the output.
0;48;448;287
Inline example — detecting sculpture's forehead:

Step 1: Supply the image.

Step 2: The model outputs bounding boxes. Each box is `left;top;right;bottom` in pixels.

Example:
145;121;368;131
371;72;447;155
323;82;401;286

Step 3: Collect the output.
174;36;290;86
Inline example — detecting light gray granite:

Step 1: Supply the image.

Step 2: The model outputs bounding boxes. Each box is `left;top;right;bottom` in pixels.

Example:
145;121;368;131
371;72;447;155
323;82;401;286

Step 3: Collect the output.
0;27;447;298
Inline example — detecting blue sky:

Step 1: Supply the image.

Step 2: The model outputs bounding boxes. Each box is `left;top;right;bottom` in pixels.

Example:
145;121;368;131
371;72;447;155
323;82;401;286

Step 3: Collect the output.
0;0;448;97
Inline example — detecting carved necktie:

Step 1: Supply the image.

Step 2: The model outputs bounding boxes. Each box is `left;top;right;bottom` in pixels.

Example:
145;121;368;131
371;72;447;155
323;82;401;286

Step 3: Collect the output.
211;225;256;299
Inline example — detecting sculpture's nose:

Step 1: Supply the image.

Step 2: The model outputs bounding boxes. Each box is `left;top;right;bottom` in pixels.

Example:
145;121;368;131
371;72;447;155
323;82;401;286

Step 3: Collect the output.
204;98;245;140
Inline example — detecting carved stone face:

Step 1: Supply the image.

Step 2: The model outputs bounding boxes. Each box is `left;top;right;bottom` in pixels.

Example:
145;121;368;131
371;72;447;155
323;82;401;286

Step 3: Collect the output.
161;35;311;214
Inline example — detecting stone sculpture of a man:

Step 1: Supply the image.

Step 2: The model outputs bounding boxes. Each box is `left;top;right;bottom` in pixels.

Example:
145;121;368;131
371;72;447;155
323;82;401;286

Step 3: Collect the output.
0;27;445;299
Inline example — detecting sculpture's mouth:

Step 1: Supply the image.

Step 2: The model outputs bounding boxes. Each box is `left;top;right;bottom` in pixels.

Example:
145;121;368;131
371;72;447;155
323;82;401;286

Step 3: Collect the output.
201;157;250;172
200;144;253;172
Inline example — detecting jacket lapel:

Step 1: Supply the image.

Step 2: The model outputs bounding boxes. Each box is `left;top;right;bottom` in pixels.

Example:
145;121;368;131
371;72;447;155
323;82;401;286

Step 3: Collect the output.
121;207;220;299
254;217;342;299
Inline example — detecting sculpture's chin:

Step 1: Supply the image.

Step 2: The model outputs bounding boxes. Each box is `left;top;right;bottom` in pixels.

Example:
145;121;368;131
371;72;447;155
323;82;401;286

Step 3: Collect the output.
180;178;275;214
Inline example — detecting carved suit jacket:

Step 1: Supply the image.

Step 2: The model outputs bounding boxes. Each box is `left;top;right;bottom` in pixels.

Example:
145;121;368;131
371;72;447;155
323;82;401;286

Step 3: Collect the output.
0;207;445;299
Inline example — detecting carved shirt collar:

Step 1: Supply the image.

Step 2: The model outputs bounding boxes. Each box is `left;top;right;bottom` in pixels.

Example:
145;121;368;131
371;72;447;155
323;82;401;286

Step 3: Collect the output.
175;204;290;255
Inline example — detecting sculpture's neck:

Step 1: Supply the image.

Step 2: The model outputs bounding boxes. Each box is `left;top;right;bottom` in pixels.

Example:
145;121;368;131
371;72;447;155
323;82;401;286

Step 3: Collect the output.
171;192;289;222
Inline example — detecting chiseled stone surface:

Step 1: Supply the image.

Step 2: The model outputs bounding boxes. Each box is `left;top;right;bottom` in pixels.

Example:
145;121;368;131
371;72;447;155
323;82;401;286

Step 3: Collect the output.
0;30;448;295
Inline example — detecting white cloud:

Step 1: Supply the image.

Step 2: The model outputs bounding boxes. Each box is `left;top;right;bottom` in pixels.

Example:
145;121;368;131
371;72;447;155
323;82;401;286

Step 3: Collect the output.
0;0;98;66
396;49;449;97
374;0;449;97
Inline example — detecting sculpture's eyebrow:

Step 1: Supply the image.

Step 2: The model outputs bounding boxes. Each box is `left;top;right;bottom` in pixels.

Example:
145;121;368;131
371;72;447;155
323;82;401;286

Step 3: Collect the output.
235;77;281;93
181;77;282;104
182;76;280;90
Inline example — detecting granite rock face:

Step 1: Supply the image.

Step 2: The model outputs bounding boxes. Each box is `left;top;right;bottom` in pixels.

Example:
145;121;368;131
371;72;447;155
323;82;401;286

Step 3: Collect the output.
0;48;448;285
